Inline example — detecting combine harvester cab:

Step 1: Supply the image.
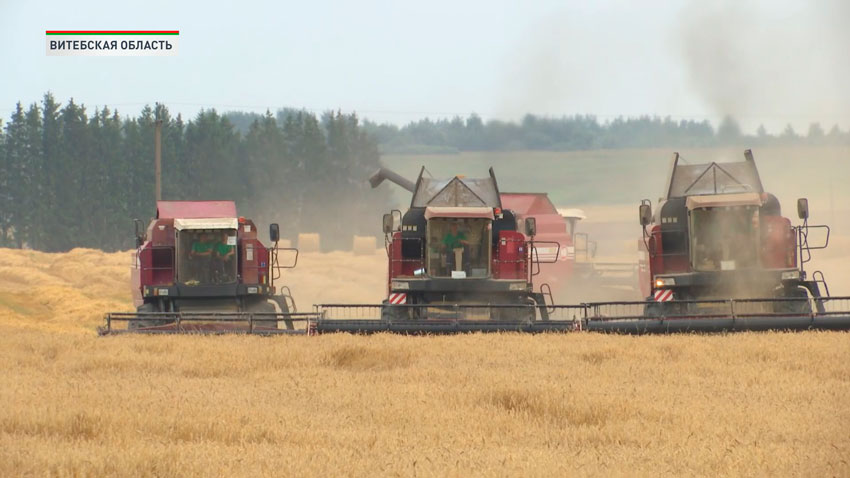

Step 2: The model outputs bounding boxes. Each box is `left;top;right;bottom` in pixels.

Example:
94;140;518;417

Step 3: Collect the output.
101;200;316;335
315;167;584;333
585;149;850;333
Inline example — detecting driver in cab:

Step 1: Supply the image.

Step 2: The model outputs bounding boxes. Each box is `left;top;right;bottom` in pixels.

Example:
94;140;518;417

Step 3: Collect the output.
442;222;470;272
213;232;236;283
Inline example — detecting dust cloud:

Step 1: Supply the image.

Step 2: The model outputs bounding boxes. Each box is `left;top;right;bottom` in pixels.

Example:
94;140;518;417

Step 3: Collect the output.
282;249;386;310
243;193;387;254
676;0;850;132
499;17;579;120
567;147;850;296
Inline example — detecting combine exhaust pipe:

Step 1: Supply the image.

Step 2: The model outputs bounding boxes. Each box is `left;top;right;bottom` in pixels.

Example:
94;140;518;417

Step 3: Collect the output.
369;167;416;192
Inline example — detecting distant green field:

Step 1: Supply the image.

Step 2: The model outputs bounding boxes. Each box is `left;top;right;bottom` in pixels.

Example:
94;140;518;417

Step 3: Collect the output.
381;147;850;216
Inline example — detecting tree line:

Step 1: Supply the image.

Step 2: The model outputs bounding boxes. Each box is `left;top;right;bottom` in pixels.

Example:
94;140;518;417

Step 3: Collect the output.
360;114;850;154
0;93;389;252
2;94;848;253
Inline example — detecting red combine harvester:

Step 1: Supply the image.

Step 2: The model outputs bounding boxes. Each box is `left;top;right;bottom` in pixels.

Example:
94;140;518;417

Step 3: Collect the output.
640;150;828;307
499;193;572;299
100;200;313;334
501;194;640;302
583;149;850;333
579;150;850;334
313;167;578;333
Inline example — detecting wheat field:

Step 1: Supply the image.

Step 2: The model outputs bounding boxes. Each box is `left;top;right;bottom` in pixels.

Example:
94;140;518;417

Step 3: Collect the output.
0;247;848;477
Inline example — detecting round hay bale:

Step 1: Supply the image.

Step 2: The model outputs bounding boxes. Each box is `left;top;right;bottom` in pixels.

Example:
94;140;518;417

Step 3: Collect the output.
352;235;377;255
297;233;321;253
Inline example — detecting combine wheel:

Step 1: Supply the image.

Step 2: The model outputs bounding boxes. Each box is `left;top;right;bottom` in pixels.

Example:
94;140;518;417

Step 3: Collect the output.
130;302;170;330
643;299;665;317
247;298;284;330
643;297;688;317
774;287;812;315
381;300;408;322
489;301;534;322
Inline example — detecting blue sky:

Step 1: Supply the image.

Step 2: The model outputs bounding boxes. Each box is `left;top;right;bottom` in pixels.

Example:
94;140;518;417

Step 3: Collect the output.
1;0;847;133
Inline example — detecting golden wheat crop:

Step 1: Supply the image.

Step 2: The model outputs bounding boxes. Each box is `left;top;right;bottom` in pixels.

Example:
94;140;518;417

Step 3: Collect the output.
0;247;848;477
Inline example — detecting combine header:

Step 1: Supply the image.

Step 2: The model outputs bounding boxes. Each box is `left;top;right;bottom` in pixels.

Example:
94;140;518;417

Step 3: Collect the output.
100;201;315;334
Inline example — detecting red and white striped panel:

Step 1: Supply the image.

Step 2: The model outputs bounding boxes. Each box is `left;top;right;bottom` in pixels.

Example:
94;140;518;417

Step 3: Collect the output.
653;289;673;302
388;292;407;305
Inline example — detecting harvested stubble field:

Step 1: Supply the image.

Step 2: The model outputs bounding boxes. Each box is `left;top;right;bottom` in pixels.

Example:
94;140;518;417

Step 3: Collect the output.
0;247;848;477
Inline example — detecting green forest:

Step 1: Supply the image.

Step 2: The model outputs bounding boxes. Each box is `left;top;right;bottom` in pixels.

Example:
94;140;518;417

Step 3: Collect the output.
230;112;850;154
1;94;848;252
0;93;388;252
361;115;850;154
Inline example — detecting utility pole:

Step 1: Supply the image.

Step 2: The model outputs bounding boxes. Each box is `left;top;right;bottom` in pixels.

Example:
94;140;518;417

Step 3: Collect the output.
155;119;162;202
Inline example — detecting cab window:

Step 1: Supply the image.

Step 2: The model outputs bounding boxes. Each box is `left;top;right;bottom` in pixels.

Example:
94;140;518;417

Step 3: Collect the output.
426;218;491;278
